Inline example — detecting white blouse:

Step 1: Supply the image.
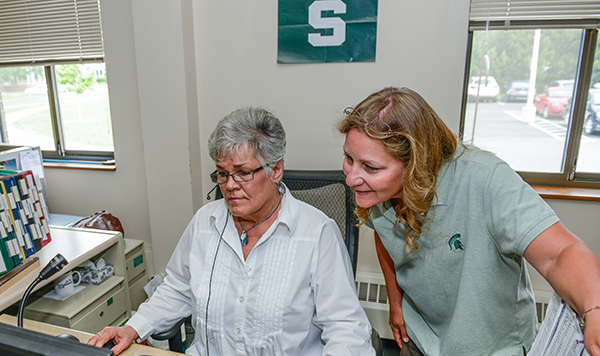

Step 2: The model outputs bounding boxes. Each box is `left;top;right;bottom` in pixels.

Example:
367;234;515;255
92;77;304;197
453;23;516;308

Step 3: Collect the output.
127;186;374;356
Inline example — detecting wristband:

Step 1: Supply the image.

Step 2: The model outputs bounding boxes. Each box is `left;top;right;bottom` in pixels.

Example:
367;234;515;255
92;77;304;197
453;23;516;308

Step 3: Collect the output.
579;306;600;332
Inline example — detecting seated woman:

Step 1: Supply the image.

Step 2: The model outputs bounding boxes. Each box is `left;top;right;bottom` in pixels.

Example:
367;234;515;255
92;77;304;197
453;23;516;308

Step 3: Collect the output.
88;107;375;356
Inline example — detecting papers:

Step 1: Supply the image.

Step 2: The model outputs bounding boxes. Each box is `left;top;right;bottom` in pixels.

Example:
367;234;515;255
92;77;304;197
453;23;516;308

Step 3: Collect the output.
19;150;44;179
529;291;590;356
42;285;85;301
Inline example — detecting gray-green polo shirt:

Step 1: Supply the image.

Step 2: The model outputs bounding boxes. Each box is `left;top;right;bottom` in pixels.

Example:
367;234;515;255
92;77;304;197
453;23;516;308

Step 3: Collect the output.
367;146;559;356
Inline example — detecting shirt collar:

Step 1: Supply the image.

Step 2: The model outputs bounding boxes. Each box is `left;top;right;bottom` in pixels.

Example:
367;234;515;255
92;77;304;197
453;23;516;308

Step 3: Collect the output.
209;183;296;242
431;145;463;207
271;183;295;237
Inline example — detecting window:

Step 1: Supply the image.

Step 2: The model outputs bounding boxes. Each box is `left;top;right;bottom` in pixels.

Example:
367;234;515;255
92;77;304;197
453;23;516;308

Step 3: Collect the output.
0;0;114;162
461;1;600;188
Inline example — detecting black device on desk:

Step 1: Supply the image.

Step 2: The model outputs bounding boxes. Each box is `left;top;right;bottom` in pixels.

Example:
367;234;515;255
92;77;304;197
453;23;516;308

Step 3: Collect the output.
0;322;114;356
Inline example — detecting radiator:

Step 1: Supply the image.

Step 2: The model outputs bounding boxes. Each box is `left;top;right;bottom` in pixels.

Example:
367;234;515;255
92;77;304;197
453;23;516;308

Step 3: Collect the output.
355;272;393;339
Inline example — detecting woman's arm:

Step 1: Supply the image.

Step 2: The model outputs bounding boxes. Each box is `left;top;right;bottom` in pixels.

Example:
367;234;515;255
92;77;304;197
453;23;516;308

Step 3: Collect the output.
313;220;375;355
374;231;410;348
524;222;600;356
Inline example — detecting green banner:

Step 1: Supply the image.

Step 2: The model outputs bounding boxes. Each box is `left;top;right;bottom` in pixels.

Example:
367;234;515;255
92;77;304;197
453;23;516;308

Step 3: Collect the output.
278;0;378;63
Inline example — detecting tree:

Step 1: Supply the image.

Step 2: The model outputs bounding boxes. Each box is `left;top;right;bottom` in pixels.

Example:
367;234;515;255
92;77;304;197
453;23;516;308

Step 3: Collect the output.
0;66;43;86
56;65;96;94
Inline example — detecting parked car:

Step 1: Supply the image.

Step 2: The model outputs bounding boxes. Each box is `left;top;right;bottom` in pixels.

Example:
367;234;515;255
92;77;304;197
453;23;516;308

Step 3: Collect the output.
583;89;600;135
535;86;573;118
23;84;47;95
467;76;500;102
545;79;575;89
504;80;535;102
23;83;68;95
563;97;572;124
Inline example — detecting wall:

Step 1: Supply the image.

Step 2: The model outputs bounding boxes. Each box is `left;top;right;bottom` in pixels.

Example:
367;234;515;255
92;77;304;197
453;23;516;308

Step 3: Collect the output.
44;0;600;287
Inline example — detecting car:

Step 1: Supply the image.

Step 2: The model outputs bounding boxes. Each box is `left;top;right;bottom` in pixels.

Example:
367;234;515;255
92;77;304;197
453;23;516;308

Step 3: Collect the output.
563;97;573;124
545;79;575;89
23;84;47;95
535;86;573;119
467;76;500;102
23;83;68;95
504;80;535;102
583;89;600;135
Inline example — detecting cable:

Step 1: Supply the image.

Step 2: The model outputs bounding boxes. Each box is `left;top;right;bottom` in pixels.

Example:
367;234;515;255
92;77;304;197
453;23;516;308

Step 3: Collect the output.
205;212;228;355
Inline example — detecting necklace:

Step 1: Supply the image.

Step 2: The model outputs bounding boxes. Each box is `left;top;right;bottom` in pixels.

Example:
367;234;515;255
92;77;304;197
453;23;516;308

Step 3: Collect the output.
237;192;282;247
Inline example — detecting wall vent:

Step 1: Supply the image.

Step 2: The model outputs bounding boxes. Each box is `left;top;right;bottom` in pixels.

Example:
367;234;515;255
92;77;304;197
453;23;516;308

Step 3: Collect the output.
356;272;389;306
534;290;552;325
356;279;388;305
355;272;393;339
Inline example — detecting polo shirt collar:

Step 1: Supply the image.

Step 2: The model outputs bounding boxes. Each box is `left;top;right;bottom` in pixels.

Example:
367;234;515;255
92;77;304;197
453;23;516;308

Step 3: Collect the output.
431;145;463;207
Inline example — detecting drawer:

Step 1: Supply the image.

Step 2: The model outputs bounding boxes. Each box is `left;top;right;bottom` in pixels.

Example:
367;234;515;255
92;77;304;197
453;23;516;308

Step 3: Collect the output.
24;276;125;331
126;249;145;281
129;272;148;311
71;285;127;333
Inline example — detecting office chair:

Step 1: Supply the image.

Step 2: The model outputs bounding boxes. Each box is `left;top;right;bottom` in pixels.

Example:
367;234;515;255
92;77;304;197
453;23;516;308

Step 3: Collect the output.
152;170;383;355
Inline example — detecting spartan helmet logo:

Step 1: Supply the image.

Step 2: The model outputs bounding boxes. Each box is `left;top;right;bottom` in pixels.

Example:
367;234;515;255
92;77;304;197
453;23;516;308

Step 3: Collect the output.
448;233;464;251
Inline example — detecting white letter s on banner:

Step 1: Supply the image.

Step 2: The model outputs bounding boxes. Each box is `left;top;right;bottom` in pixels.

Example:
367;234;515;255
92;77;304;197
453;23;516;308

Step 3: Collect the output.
308;0;346;47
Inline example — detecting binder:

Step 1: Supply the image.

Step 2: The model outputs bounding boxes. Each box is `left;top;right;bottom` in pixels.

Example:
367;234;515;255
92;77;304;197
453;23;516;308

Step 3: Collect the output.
0;169;50;275
0;180;23;268
0;204;14;275
0;256;40;292
14;170;51;247
0;247;7;275
0;175;36;258
12;172;42;252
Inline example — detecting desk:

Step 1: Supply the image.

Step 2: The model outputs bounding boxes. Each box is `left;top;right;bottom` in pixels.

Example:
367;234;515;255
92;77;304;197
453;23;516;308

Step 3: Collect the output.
0;226;122;312
0;314;180;356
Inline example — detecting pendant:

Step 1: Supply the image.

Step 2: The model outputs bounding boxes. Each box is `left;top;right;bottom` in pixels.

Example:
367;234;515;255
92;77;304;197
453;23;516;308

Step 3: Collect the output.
240;232;248;247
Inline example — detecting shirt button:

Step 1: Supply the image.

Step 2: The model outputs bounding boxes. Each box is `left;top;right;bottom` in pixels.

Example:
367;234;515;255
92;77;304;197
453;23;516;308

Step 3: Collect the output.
236;328;241;334
239;296;244;303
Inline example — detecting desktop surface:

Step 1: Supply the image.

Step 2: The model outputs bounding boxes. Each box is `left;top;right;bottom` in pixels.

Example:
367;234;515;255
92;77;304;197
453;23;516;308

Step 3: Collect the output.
0;314;181;356
0;321;114;356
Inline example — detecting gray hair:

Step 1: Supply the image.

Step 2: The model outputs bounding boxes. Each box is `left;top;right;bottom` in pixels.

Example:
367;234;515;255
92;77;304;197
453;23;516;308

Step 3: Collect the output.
208;107;286;175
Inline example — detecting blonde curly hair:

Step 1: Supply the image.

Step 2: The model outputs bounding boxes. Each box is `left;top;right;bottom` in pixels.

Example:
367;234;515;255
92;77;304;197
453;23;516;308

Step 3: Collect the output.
337;87;458;251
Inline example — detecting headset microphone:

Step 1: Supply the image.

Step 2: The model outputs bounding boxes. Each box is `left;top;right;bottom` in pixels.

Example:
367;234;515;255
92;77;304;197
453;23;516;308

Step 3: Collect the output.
206;185;219;200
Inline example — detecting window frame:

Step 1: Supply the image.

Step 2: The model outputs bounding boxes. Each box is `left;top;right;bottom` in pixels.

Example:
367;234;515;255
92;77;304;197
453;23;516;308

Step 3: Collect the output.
0;63;114;162
0;0;113;163
460;26;600;189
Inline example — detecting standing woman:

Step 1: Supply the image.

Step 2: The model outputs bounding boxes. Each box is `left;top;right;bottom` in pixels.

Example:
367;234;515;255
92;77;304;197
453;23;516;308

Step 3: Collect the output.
89;107;374;356
337;87;600;355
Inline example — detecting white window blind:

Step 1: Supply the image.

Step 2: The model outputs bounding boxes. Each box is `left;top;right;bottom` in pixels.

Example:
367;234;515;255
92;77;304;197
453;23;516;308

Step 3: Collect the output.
469;0;600;30
0;0;104;66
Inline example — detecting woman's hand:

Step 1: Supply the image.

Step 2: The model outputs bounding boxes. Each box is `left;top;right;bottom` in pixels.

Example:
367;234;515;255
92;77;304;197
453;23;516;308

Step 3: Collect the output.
87;325;138;355
388;291;410;348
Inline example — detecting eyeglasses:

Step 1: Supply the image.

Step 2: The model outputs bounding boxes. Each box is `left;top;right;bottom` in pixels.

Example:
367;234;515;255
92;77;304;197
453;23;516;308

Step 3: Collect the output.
210;166;265;184
343;107;402;140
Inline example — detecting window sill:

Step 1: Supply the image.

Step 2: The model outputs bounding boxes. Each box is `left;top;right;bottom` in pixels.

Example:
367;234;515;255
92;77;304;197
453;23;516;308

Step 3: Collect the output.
533;186;600;202
43;161;116;171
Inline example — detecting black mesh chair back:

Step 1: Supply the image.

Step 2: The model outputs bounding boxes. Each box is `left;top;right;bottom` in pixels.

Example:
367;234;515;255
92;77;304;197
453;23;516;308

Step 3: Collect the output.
280;170;359;274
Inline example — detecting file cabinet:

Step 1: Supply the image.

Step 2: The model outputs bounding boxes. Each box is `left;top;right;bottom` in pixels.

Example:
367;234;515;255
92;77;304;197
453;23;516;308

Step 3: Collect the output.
124;238;147;311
